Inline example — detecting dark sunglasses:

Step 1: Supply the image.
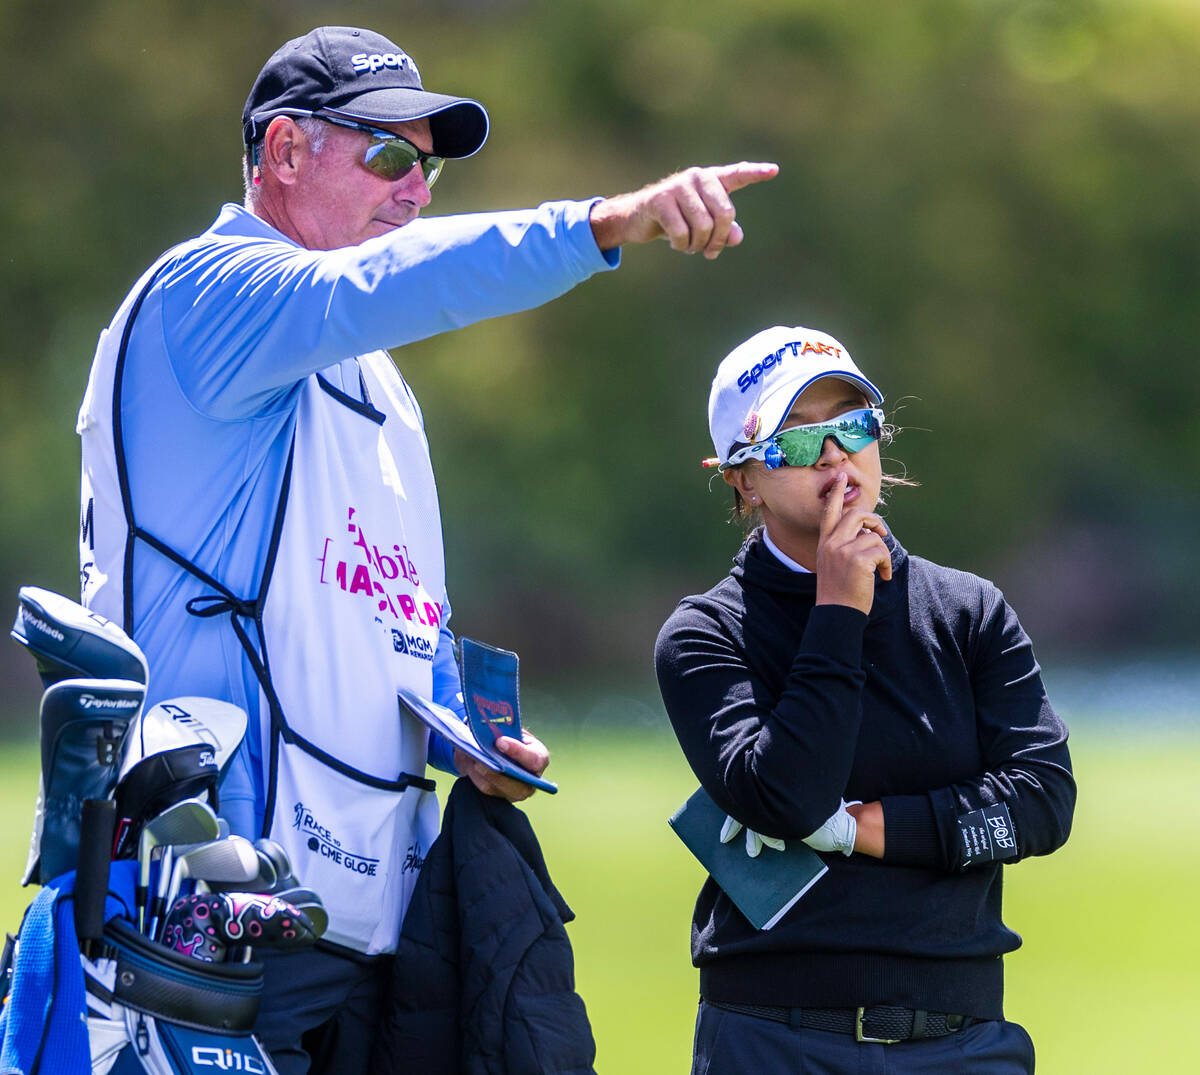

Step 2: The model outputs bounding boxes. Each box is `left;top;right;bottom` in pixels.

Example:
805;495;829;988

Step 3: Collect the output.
313;114;445;187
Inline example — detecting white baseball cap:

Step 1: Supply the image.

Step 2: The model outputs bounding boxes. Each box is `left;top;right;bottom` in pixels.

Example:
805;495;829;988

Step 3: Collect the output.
707;325;883;466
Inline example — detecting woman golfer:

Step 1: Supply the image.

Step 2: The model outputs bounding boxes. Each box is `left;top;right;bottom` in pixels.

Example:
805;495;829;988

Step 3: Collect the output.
655;326;1075;1073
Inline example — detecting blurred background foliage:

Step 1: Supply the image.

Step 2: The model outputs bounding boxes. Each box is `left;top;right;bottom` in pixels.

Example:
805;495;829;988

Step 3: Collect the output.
2;0;1199;723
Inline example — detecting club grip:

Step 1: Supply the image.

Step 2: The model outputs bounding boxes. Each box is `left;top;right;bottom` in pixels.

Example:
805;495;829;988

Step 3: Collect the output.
75;798;116;951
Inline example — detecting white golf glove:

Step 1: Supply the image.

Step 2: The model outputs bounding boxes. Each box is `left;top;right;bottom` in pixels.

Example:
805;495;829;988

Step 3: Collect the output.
719;815;786;858
801;799;859;857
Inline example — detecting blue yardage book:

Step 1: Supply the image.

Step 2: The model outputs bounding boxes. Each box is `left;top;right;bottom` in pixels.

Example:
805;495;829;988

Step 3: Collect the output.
459;638;524;750
668;786;827;930
397;637;557;794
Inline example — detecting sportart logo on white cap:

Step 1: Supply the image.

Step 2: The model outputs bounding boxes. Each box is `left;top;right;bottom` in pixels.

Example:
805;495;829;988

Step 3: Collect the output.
350;51;420;77
735;337;847;394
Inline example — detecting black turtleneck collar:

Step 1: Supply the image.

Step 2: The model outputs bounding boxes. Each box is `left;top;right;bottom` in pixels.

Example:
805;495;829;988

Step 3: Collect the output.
729;526;909;620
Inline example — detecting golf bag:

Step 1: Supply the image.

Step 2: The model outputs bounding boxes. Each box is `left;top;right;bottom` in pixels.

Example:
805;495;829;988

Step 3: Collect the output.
0;873;282;1075
85;919;277;1075
3;588;293;1075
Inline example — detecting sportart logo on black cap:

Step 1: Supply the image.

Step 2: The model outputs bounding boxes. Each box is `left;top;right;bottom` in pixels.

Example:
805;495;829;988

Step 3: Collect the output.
350;50;420;77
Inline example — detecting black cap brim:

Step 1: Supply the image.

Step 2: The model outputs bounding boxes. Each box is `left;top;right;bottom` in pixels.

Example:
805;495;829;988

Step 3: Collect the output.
325;88;489;158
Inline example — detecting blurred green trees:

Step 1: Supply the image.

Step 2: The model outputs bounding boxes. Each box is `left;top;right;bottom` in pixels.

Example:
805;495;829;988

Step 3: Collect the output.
2;0;1197;722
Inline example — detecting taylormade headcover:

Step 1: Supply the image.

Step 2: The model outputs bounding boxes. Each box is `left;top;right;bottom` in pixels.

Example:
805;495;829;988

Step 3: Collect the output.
25;678;144;885
11;586;148;688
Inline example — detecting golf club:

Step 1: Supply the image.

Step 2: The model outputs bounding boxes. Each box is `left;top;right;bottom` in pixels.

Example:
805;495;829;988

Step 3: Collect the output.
135;797;219;932
162;891;318;963
268;886;328;939
231;885;327;962
206;838;291;895
253;838;292;886
156;836;261;941
145;819;230;935
203;847;279;895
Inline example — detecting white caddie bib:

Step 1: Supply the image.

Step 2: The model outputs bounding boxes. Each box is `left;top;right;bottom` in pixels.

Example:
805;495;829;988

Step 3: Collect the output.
256;354;445;954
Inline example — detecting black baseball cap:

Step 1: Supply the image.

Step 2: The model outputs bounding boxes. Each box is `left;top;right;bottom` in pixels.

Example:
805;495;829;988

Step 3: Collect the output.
242;26;489;158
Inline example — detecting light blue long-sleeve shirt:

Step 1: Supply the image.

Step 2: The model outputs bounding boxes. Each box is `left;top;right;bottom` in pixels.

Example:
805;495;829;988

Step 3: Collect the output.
81;199;618;836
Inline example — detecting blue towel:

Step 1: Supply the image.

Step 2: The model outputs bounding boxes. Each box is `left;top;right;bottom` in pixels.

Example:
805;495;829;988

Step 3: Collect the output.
0;862;137;1075
0;884;89;1075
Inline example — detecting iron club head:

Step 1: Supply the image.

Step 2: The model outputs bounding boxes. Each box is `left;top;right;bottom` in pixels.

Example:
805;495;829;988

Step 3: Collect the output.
158;836;261;939
135;798;219;932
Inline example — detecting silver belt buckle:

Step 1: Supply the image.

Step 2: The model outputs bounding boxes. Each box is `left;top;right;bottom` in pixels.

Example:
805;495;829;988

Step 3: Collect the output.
855;1007;902;1044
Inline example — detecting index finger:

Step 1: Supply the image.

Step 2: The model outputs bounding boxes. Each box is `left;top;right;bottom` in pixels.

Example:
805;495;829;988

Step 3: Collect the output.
877;548;894;582
713;162;780;194
819;473;848;539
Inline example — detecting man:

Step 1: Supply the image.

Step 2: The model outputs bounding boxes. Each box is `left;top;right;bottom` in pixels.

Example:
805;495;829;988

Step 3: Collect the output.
77;24;776;1073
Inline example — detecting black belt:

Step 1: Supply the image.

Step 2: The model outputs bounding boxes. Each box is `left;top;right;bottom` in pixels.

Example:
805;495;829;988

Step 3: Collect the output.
706;1000;971;1043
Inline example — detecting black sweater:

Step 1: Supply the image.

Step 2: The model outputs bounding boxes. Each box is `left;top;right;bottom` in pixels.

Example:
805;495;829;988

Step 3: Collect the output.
654;530;1075;1021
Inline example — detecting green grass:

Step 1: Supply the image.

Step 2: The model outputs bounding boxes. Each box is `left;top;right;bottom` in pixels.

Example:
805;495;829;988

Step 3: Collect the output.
3;728;1197;1072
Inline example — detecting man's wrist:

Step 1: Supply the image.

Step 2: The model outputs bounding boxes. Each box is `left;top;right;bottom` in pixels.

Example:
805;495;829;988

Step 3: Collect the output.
588;196;634;251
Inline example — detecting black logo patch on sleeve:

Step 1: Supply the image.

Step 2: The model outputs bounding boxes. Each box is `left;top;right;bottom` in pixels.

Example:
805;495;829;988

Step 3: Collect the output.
956;802;1018;867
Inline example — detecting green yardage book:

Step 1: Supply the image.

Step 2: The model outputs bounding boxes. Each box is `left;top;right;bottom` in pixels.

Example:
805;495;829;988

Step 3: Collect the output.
668;786;828;931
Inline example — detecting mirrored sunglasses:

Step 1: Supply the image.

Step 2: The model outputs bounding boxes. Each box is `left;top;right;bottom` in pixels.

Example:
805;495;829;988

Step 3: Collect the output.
314;114;446;187
703;407;884;470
